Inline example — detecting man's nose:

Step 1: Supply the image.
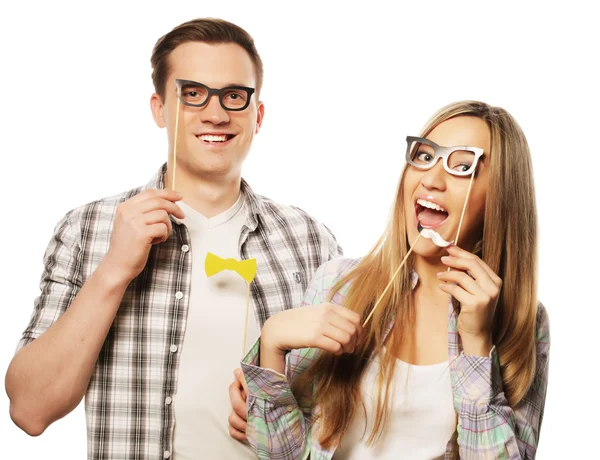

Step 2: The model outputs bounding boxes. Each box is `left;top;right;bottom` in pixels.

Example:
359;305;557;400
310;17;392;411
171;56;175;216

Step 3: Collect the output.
200;94;230;125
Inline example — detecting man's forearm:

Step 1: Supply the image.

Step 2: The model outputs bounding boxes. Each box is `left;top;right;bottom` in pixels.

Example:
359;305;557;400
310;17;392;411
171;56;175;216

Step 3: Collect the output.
5;259;130;435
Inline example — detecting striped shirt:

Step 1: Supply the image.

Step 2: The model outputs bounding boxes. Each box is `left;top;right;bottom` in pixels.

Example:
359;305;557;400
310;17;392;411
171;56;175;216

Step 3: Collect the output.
16;164;342;460
241;257;550;460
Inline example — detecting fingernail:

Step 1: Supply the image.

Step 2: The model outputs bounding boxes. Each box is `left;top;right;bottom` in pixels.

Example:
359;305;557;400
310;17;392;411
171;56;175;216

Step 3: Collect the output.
234;369;240;378
436;272;443;277
441;256;450;262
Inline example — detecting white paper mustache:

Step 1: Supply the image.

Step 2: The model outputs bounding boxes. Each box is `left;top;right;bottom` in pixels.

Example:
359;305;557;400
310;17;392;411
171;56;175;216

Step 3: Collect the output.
417;223;453;247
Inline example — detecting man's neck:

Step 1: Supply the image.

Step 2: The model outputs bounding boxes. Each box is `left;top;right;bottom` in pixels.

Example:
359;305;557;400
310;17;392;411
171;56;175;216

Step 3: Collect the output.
164;166;242;219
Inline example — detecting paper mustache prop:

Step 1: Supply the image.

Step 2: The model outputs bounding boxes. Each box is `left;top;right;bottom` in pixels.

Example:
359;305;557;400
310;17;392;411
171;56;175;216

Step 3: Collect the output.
417;223;452;247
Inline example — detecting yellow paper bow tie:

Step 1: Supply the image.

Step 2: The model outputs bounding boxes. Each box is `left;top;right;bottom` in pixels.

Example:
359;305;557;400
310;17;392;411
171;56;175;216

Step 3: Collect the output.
204;252;257;283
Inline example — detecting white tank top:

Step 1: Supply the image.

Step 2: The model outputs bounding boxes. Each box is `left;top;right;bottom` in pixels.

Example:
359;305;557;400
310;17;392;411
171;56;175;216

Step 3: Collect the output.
333;353;456;459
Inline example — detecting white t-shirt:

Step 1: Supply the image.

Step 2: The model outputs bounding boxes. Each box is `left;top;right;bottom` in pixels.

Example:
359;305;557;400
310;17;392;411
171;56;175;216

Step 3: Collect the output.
173;196;259;459
333;353;456;459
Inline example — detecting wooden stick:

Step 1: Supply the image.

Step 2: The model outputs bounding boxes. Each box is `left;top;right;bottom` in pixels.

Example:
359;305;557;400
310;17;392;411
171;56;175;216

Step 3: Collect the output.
447;170;476;271
363;233;422;327
242;283;251;356
454;169;476;246
172;96;181;191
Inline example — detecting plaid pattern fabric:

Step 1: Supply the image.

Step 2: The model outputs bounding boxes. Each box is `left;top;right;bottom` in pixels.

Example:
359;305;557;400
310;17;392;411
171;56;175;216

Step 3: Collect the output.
241;257;550;460
16;164;342;460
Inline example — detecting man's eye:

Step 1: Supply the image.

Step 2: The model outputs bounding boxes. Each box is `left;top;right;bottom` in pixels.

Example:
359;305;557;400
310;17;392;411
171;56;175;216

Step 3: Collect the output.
183;90;204;98
225;92;246;100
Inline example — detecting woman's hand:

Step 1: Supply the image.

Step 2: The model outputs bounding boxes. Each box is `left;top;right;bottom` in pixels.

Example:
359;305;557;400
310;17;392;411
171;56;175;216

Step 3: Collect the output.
437;245;502;356
260;303;362;373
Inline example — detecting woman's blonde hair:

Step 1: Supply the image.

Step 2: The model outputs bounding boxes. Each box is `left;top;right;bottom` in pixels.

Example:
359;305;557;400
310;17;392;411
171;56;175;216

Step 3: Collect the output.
294;101;539;451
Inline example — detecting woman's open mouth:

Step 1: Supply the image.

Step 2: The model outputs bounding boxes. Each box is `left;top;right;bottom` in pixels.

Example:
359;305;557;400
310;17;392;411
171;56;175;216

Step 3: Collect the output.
415;198;449;229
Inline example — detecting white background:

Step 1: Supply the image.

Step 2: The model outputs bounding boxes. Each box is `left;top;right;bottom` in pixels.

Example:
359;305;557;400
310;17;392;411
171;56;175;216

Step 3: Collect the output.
0;1;597;458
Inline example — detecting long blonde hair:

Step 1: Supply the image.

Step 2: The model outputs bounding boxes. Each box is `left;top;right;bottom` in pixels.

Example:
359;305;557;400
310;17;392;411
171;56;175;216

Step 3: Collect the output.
294;101;539;450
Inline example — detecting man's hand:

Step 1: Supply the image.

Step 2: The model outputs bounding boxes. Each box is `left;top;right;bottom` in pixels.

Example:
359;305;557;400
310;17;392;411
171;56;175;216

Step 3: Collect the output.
228;368;249;442
103;189;184;282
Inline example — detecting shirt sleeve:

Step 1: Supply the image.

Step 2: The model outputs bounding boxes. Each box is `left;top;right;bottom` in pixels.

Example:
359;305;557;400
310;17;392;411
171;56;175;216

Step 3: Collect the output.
451;303;550;459
241;260;337;460
16;211;83;352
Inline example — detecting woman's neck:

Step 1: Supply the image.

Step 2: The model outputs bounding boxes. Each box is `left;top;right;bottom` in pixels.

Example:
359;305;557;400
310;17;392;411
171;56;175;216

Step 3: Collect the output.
412;254;448;300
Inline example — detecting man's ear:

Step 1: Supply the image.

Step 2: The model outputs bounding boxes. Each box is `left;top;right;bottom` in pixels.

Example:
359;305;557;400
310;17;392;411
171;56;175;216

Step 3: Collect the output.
255;101;265;134
150;93;166;128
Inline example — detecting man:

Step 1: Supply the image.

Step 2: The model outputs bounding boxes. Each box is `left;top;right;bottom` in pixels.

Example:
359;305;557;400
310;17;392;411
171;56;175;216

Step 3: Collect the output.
6;18;341;459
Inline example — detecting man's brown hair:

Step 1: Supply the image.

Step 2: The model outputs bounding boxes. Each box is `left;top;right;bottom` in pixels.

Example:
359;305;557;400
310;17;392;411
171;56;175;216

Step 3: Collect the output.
151;18;264;102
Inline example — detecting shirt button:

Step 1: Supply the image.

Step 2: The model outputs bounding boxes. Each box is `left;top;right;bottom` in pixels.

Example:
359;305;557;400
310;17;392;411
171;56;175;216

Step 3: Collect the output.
164;451;171;459
175;291;183;300
170;344;178;353
165;396;172;405
181;244;189;253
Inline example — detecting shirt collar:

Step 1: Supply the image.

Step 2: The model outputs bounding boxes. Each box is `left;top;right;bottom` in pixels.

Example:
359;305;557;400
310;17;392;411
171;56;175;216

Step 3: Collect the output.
410;270;419;290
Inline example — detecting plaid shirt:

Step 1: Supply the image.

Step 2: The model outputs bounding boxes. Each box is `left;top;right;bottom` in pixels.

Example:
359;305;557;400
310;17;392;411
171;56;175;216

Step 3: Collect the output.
16;164;342;460
242;258;550;460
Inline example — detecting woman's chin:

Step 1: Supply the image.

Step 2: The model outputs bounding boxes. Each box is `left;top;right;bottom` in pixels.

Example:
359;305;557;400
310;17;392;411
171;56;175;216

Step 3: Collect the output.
409;236;447;259
414;245;448;260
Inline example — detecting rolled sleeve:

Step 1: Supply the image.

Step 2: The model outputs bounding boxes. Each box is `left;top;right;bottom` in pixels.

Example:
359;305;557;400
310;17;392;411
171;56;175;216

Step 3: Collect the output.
16;211;82;353
241;339;297;405
452;304;551;459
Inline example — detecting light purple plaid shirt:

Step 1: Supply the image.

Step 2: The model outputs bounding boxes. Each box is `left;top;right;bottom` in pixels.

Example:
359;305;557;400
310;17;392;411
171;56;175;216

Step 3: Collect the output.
16;164;342;460
242;257;550;459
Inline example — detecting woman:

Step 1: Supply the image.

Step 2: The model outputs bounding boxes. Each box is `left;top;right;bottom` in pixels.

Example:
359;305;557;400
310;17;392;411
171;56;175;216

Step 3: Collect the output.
240;101;550;459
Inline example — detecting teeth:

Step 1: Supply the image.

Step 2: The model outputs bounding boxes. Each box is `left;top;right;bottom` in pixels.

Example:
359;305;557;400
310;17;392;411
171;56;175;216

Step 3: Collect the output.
199;134;228;142
417;199;446;213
